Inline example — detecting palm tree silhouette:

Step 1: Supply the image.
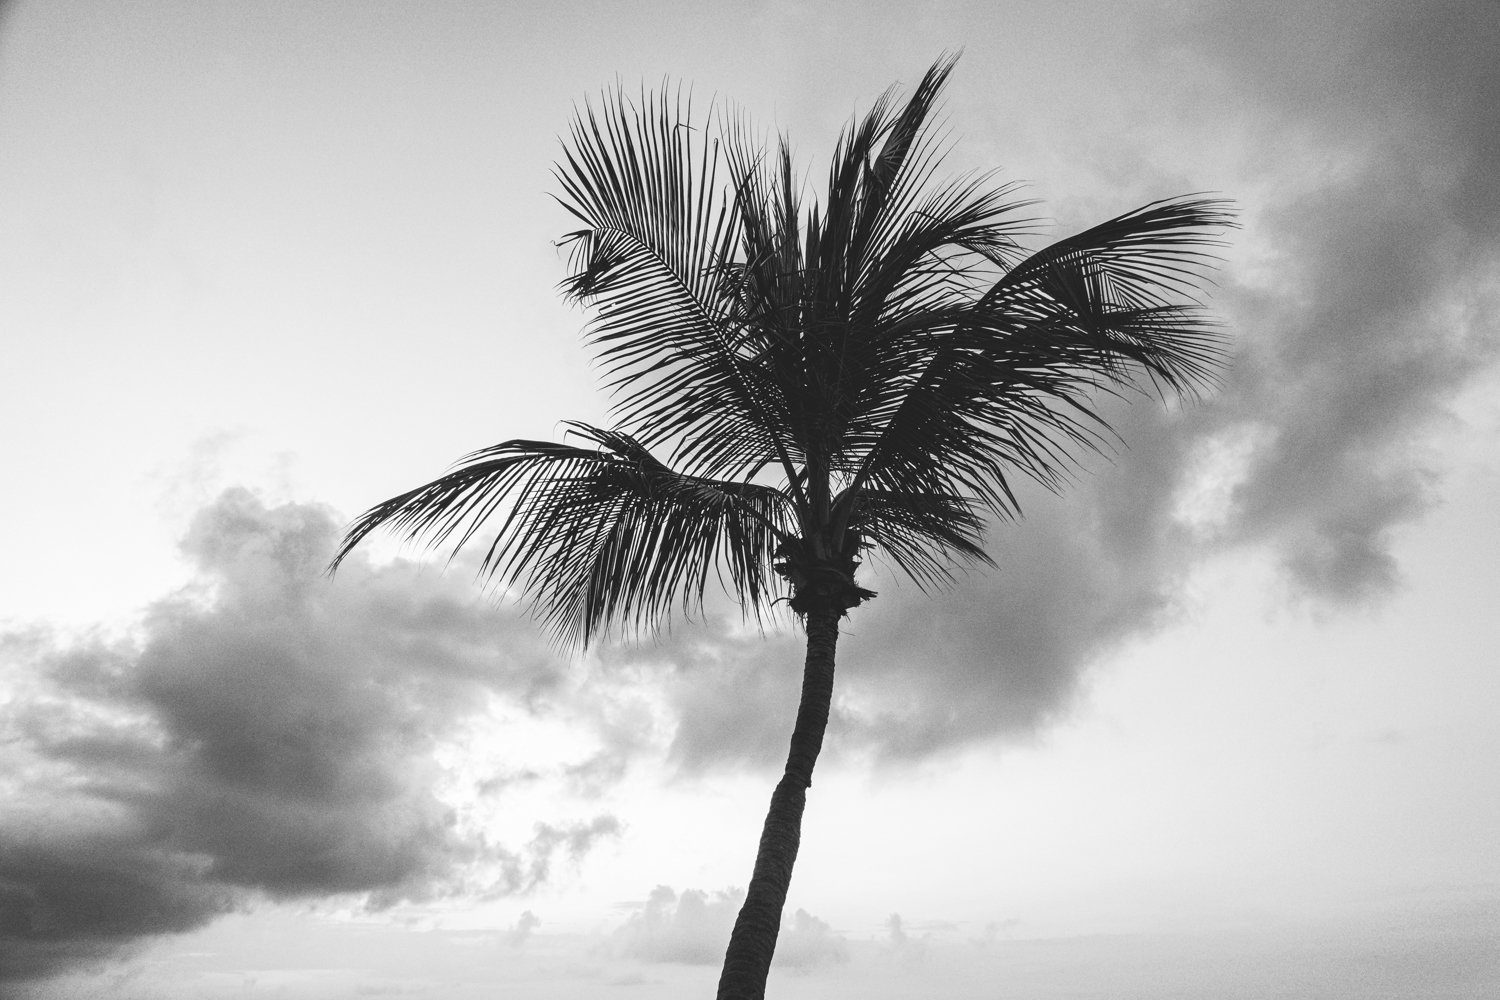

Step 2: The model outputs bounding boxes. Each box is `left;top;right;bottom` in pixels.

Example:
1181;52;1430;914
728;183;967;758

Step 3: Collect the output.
331;55;1233;1000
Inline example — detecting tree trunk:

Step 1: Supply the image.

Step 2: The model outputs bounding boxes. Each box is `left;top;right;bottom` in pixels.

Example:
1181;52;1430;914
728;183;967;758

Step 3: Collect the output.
715;607;840;1000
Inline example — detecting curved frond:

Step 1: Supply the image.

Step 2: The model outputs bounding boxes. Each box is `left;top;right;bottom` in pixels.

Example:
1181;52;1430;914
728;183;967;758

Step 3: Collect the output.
331;424;793;647
844;488;993;589
833;194;1236;541
994;195;1237;306
554;86;799;490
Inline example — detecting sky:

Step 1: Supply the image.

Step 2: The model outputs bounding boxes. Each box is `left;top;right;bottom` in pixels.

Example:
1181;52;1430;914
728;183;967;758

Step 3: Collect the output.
1;1;1498;997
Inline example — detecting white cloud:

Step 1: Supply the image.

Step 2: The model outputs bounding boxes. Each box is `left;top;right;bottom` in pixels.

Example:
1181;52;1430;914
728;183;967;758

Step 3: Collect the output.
613;885;740;965
611;885;846;970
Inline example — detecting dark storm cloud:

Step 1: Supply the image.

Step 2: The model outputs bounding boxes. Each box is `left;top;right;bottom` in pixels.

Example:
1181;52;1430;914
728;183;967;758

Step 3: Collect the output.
0;489;615;984
606;0;1500;767
634;459;1187;770
1181;0;1500;599
606;625;804;771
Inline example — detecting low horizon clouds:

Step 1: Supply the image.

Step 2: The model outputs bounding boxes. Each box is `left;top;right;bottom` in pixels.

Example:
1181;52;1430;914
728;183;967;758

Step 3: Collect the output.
613;885;847;970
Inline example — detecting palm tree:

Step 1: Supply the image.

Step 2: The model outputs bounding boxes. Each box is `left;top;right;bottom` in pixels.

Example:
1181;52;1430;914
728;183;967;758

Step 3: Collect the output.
331;55;1232;1000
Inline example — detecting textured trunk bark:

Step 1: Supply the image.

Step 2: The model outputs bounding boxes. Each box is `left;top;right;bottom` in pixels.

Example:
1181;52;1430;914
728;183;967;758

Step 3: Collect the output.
715;607;840;1000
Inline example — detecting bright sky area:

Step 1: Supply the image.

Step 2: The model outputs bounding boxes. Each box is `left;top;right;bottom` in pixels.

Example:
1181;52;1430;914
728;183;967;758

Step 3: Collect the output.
1;2;1497;998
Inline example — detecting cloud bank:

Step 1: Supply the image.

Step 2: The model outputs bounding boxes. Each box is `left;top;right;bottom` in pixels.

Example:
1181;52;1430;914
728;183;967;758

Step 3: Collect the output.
0;489;615;984
1181;0;1500;598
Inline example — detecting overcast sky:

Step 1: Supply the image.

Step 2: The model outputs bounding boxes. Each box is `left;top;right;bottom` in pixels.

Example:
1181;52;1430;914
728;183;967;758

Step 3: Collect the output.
2;1;1498;997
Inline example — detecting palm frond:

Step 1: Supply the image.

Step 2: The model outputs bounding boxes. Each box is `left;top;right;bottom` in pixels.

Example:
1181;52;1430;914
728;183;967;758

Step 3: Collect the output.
844;487;993;589
554;85;802;493
827;193;1235;543
980;195;1236;395
330;423;792;646
994;195;1236;305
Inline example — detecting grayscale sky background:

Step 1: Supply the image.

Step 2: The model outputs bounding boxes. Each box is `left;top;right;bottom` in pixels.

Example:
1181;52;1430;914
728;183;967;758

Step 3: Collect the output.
2;1;1497;997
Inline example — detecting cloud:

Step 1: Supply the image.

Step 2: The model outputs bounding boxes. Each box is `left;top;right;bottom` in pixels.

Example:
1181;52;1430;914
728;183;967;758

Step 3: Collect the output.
505;910;541;946
611;885;845;970
884;913;907;949
613;885;740;965
599;623;804;772
1172;0;1500;600
597;453;1190;769
774;907;849;970
509;815;624;896
0;488;616;984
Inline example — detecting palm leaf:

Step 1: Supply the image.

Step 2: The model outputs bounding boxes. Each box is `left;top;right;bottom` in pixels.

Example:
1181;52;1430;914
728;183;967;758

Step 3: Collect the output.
554;86;803;496
831;194;1235;546
330;423;792;646
843;487;992;588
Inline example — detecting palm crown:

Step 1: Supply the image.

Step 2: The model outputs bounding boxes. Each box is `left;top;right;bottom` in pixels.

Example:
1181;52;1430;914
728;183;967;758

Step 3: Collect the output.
332;55;1234;1000
331;54;1232;645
